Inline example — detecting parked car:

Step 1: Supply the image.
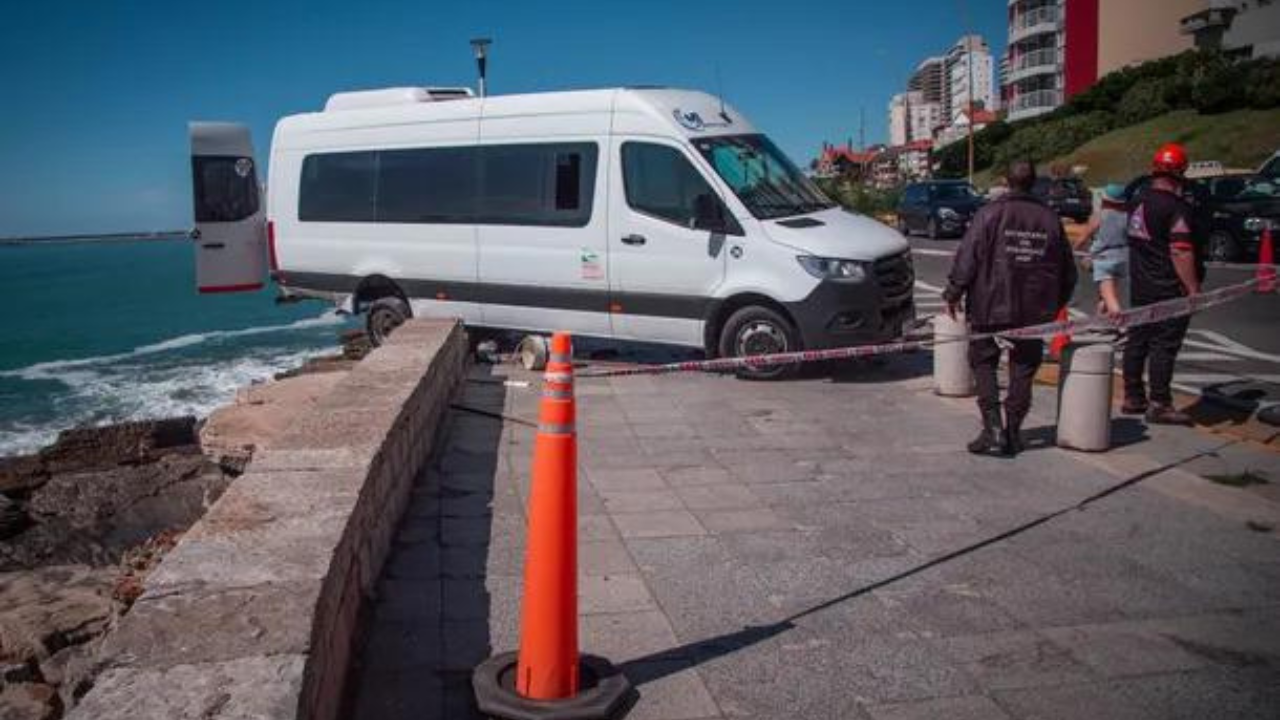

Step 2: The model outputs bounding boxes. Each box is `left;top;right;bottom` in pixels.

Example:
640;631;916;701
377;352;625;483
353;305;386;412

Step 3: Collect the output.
895;180;984;239
1193;174;1280;262
1031;176;1093;223
1260;150;1279;180
1122;173;1278;262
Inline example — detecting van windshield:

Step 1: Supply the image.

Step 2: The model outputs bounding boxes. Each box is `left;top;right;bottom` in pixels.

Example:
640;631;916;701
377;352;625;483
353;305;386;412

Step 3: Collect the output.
693;134;834;220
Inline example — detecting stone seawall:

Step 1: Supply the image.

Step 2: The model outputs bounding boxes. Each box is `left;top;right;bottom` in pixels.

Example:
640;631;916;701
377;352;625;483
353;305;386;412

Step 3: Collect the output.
68;319;469;720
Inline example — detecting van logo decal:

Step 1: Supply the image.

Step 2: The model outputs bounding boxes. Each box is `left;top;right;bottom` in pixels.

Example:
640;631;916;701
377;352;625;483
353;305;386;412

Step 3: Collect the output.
672;108;732;132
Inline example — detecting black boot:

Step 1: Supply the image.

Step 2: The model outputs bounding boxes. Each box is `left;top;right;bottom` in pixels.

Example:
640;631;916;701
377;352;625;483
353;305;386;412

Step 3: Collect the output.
1004;412;1024;457
968;408;1008;456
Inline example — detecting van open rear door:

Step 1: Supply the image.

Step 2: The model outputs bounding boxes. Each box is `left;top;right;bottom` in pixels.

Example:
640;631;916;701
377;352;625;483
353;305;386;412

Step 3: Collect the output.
189;122;267;293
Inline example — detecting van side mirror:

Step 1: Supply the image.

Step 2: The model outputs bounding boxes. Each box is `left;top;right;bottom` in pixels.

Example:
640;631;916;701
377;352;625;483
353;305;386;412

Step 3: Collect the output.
693;193;726;232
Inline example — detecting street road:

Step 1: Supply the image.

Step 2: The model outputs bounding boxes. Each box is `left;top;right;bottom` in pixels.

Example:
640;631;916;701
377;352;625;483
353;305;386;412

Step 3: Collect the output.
907;236;1280;408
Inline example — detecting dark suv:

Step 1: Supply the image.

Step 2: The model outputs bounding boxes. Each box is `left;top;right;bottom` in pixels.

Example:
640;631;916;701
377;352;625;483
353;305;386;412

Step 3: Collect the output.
1124;173;1279;262
1032;176;1093;223
896;180;984;239
1194;174;1279;261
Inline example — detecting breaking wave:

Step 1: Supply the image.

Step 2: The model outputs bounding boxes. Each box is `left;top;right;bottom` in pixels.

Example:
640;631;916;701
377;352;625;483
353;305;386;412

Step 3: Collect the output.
0;310;351;457
0;311;345;380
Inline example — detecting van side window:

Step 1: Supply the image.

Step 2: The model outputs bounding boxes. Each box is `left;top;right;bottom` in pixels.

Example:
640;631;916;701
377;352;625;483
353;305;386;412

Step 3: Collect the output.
481;143;597;227
193;156;259;223
379;147;477;223
299;152;377;222
297;143;597;226
622;143;718;229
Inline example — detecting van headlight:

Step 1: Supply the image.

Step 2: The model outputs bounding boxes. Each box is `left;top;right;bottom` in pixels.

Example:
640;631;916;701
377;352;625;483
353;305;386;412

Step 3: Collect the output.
1244;217;1274;232
797;256;869;282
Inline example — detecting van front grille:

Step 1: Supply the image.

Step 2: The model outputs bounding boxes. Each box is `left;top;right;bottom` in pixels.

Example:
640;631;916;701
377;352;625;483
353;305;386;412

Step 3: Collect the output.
875;252;914;302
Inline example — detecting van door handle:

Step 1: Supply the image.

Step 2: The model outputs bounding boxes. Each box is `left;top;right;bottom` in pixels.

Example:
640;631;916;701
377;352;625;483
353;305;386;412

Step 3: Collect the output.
621;234;647;246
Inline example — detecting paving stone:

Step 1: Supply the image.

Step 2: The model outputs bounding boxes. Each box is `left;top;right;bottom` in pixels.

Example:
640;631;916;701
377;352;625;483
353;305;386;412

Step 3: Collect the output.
581;610;681;661
588;467;669;491
350;668;447;720
579;540;640;575
660;466;734;487
693;508;788;534
370;577;442;625
675;483;763;511
580;574;658;615
1100;666;1280;720
866;695;1012;720
355;620;443;674
613;510;707;539
601;488;686;513
993;681;1164;720
624;659;722;720
937;630;1094;691
1040;621;1209;677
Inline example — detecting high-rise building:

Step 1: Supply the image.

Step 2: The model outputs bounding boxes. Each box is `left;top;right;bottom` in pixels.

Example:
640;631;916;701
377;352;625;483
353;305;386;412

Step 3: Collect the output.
944;34;998;123
908;57;947;106
1180;0;1280;59
1004;0;1205;122
888;93;912;146
1004;0;1067;122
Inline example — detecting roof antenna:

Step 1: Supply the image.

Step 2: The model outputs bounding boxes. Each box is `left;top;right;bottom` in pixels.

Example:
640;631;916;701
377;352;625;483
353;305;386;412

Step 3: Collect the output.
715;64;731;124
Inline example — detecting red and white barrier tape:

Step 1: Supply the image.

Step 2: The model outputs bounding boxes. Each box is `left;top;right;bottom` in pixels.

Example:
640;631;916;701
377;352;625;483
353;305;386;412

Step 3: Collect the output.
577;278;1271;379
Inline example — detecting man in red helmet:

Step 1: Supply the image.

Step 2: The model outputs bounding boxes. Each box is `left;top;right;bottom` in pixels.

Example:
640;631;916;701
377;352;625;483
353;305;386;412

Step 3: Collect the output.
1122;143;1202;424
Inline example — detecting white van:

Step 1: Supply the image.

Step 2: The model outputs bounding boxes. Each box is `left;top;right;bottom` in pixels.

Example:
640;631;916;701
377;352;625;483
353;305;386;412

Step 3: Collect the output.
190;86;913;377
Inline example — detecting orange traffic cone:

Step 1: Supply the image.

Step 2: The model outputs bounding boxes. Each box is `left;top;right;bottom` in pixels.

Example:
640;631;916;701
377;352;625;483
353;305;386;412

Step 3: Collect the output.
516;332;580;699
473;332;633;720
1049;308;1071;362
1258;226;1276;294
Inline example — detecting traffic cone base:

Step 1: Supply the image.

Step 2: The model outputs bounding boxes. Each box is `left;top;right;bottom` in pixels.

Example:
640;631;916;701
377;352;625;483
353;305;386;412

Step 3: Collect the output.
473;332;635;720
473;652;636;720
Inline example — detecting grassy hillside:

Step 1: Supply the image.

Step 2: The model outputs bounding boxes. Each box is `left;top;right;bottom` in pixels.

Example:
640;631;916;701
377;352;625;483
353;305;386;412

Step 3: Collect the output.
1050;108;1280;185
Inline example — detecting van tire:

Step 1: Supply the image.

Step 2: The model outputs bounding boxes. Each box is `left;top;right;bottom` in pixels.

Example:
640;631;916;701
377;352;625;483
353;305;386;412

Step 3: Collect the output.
718;306;800;381
367;297;410;347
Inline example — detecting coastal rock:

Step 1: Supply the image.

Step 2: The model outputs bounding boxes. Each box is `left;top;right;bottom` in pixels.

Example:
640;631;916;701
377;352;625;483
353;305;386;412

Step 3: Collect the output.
2;456;227;571
0;682;59;720
0;456;47;497
0;565;116;667
38;418;199;475
0;497;26;540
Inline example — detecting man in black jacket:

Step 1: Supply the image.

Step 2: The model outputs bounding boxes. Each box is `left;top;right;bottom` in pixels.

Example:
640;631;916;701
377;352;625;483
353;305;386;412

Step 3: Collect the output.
944;160;1078;456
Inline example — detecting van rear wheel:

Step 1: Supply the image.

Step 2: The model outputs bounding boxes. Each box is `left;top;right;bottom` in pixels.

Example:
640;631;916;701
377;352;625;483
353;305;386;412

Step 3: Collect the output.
718;306;800;381
367;297;410;347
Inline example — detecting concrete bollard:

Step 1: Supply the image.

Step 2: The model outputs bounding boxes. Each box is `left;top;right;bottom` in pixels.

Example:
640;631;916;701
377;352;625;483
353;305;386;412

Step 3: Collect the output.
1057;340;1115;452
933;313;975;397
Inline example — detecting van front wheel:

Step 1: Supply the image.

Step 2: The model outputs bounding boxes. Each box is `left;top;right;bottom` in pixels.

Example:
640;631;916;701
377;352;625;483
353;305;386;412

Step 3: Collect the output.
718;306;800;381
367;297;410;347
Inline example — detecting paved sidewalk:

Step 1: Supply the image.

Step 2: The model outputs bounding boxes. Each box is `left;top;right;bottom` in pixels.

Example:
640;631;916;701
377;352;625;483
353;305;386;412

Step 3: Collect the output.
348;352;1280;720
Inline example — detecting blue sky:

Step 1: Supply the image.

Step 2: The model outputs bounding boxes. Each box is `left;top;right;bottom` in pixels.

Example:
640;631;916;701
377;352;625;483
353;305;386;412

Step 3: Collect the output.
0;0;1005;237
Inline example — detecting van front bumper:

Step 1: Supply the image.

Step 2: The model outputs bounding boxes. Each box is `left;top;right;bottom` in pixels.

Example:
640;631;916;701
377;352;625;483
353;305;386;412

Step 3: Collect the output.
783;252;916;350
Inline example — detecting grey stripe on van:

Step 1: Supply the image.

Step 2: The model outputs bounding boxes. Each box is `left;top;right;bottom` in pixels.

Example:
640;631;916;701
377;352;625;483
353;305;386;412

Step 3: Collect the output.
284;271;711;320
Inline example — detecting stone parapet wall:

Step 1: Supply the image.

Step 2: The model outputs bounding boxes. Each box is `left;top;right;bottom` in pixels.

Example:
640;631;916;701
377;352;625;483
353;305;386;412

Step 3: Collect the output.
68;319;468;720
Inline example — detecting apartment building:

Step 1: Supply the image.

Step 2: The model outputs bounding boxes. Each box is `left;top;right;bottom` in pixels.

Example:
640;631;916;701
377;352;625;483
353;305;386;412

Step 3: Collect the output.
1004;0;1205;122
889;35;996;145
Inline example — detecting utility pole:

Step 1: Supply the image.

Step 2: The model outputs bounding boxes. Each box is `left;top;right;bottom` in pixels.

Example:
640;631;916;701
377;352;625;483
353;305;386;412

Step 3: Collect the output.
470;38;492;97
957;1;976;183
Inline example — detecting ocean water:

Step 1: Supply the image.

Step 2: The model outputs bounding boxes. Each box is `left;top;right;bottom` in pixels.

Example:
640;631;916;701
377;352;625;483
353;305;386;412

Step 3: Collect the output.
0;239;354;456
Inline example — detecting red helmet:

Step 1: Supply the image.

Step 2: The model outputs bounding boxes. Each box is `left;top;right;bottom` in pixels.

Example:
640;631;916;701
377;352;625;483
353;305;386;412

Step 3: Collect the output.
1152;143;1189;177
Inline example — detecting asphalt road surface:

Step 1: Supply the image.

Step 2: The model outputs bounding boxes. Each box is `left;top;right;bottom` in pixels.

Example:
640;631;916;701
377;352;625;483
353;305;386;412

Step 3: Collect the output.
906;236;1280;410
